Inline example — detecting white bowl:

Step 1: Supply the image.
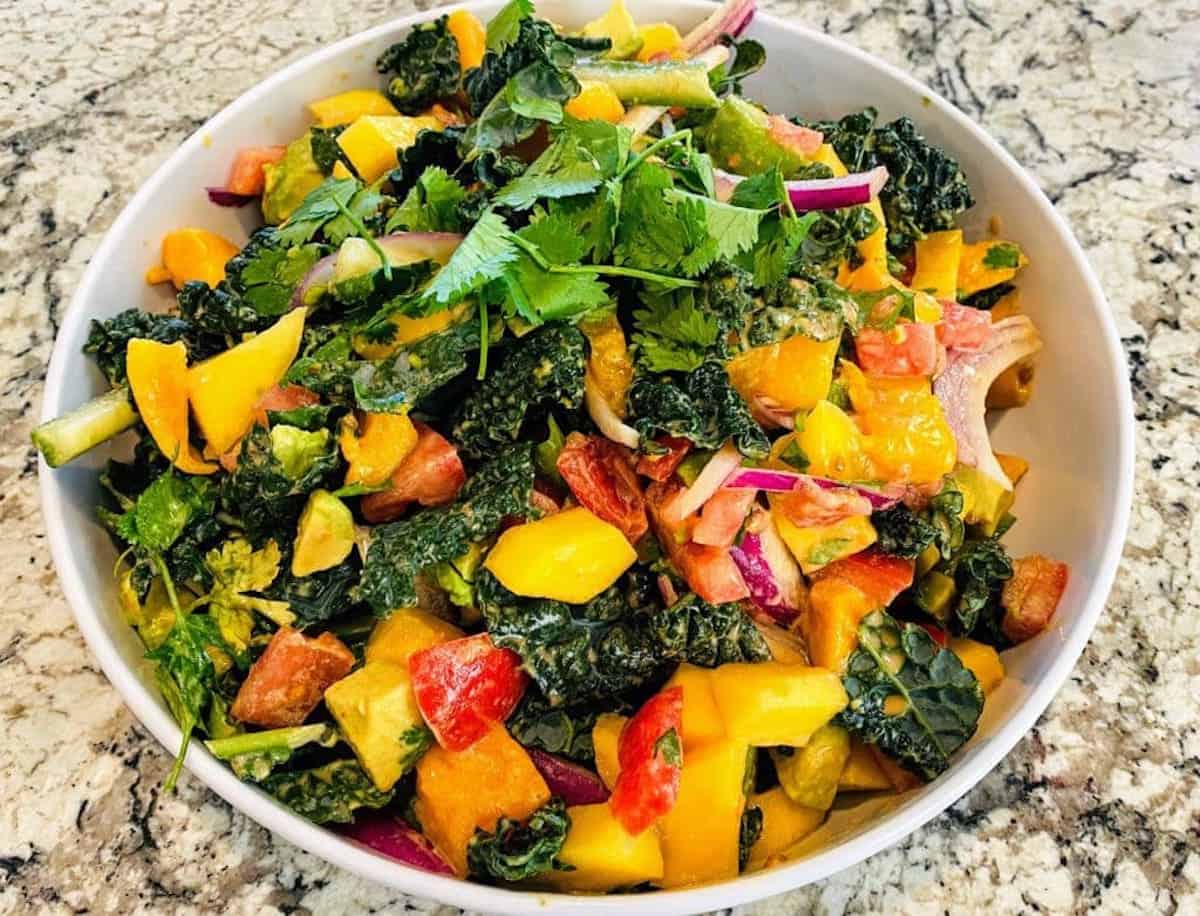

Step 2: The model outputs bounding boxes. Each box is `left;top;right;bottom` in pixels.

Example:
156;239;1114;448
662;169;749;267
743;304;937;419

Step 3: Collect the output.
38;1;1134;912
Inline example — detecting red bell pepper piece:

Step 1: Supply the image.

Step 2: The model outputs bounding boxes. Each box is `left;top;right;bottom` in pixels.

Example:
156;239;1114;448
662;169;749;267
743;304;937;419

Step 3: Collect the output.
609;686;684;835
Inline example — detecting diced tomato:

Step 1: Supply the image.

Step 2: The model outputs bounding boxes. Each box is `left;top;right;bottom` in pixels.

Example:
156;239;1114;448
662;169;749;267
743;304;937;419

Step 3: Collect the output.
230;627;354;728
937;301;993;351
693;488;756;547
361;423;466;523
556;432;648;543
774;478;873;528
767;115;823;157
218;384;321;472
635;436;691;482
646;481;749;604
225;146;287;196
1001;554;1069;643
409;634;528;751
854;322;940;377
813;547;915;608
609;687;683;835
919;622;950;647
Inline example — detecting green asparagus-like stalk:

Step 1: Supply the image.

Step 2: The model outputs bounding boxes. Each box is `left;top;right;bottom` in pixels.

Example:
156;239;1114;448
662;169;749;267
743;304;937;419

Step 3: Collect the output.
32;387;139;467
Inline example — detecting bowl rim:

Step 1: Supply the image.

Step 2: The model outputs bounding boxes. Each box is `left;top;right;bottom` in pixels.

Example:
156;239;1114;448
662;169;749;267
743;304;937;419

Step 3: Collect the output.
38;2;1135;913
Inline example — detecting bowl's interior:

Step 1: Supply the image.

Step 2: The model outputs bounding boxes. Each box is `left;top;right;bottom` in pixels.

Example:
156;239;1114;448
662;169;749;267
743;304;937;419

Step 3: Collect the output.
39;2;1131;912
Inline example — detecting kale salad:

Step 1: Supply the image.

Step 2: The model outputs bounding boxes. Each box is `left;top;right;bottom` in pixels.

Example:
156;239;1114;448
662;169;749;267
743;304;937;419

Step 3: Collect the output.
34;0;1071;892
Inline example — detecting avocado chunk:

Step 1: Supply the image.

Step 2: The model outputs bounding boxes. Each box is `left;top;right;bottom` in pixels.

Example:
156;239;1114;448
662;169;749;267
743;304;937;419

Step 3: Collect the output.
703;96;814;177
950;466;1015;537
324;661;432;792
915;570;957;624
292;489;355;577
262;133;325;225
580;0;644;60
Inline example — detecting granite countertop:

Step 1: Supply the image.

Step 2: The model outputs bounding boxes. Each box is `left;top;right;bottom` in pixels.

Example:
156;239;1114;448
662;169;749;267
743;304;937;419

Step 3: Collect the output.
1;0;1197;912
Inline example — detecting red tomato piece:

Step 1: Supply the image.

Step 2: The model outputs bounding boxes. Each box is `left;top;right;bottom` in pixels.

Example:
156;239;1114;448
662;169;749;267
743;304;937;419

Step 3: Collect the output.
767;115;824;156
919;622;950;647
361;423;466;523
774;478;873;528
230;627;354;728
556;432;649;543
217;384;321;472
854;321;940;377
409;634;528;751
937;301;993;351
692;488;757;547
813;547;915;608
1001;554;1069;643
646;481;749;604
226;145;287;196
635;436;691;483
610;687;684;835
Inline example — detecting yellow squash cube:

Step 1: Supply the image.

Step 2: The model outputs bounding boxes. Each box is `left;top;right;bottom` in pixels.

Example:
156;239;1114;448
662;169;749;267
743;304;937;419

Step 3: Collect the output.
910;229;963;299
950;637;1005;694
771;723;851;811
710;662;848;747
188;308;307;455
657;740;750;888
308;89;398;127
773;512;878;575
727;332;841;414
591;713;626;790
838;739;893;791
541;803;664;892
746;786;824;871
665;663;725;749
484;507;636;603
365;607;464;668
324;661;428;792
334;115;443;182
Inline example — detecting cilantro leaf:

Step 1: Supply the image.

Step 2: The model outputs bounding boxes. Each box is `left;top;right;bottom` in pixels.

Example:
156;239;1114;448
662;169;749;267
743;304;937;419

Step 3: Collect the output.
420;210;518;309
493;130;606;210
631;292;720;373
982;242;1021;269
486;0;534;53
276;178;360;246
386;166;468;234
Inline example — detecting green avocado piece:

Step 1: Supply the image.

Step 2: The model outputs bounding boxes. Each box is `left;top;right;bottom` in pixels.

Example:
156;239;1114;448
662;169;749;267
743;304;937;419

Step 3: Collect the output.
703;96;813;177
950;466;1015;537
262;133;325;225
915;570;957;624
580;0;644;60
292;489;356;577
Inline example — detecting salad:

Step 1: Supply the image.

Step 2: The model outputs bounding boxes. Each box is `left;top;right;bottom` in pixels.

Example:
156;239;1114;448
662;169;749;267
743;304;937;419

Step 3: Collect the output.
34;0;1071;892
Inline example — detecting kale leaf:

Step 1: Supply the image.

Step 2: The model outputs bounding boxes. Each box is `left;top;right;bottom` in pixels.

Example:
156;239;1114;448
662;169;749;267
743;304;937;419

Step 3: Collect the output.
309;125;349;175
453;324;586;459
839;610;983;781
739;805;764;870
710;36;766;98
747;276;851;346
629;361;769;459
360;446;534;613
83;309;199;385
261;758;393;824
388;126;526;200
871;504;939;560
177;281;273;341
507;691;623;763
961;282;1015;311
945;538;1013;636
793;205;880;276
467;798;570;883
376;15;461;114
265;556;361;625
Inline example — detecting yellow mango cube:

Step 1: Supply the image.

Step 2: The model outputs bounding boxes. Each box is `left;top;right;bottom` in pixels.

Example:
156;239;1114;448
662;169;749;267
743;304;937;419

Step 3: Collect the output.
591;713;626;790
773;512;878;575
308;89;398;127
709;662;848;747
910;229;963;299
746;786;824;871
484;507;636;603
796;399;873;481
564;81;626;123
957;239;1027;297
352;305;465;360
665;663;725;749
339;411;418;487
188;308;307;455
657;740;750;888
727;332;840;414
811;143;848;176
541;803;664;892
771;723;851;811
365;607;464;668
335;115;443;182
949;637;1005;694
801;577;876;672
636;23;683;61
126;339;217;475
838;739;893;791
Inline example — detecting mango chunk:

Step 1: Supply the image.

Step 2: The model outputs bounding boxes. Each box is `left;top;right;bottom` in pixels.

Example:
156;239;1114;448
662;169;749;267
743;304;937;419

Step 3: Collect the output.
592;713;626;790
339;411;418;487
447;10;486;71
910;229;963;299
414;724;550;876
541;803;664;892
564;81;626;123
710;662;848;747
365;607;464;668
838;739;893;791
727;332;840;415
657;740;749;888
772;723;851;811
636;22;683;61
324;661;429;792
188;308;307;455
746;786;824;871
308;89;398;127
484;507;636;603
773;512;878;576
335;115;443;182
801;577;876;672
126;339;216;475
949;636;1005;694
664;663;725;749
155;228;238;290
796;399;873;482
957;240;1027;297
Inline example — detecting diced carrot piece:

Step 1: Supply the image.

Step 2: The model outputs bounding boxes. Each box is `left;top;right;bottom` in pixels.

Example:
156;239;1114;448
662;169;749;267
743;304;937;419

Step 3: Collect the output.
226;146;287;196
230;627;354;727
1001;554;1068;643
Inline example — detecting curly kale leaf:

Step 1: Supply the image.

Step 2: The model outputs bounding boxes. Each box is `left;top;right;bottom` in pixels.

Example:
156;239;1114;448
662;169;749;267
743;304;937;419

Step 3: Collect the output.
265;556;361;625
467;798;571;883
871;504;939;560
961;283;1015;311
84;309;201;385
945;538;1013;636
221;424;340;543
508;691;626;763
453;324;586;459
376;15;461;114
479;573;768;706
794;205;880;276
223;227;324;317
747;276;851;346
928;485;966;561
388;126;526;200
804;107;974;254
629;361;769;459
839;610;983;781
309;125;349;175
360;446;534;613
261;759;394;824
710;36;766;98
465;17;570;116
177;281;273;340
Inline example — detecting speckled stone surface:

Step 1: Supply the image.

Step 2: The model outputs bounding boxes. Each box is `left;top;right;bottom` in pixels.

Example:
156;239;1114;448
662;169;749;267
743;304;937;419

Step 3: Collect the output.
1;0;1197;913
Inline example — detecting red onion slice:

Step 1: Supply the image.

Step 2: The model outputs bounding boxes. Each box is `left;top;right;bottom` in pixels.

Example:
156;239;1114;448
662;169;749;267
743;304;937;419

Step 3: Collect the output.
526;748;610;805
682;0;757;53
715;166;888;211
338;816;454;875
206;187;255;207
724;467;901;511
290;253;336;309
376;232;464;266
662;441;742;525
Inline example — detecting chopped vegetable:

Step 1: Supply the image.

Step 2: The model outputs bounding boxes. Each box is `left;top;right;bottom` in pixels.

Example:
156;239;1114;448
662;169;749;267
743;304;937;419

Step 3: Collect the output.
230;627;354;728
609;687;684;835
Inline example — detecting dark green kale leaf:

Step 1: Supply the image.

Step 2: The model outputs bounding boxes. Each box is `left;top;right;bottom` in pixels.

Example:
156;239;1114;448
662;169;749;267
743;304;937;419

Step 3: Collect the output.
871;504;938;560
960;283;1015;311
739;805;764;870
467;798;571;883
309;125;349;176
945;538;1013;635
629;361;769;459
388;126;526;200
177;281;273;340
265;556;360;625
655;593;771;668
928;484;966;561
793;205;880;276
224;227;324;317
261;758;394;824
360;446;534;613
84;309;198;385
709;36;766;98
507;691;625;763
839;610;983;781
352;322;477;413
464;17;571;117
453;324;586;459
376;15;461;114
803;107;974;254
748;276;851;346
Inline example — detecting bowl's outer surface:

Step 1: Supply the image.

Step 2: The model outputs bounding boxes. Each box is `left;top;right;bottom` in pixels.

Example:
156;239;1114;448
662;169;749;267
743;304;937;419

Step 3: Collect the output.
39;1;1134;912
